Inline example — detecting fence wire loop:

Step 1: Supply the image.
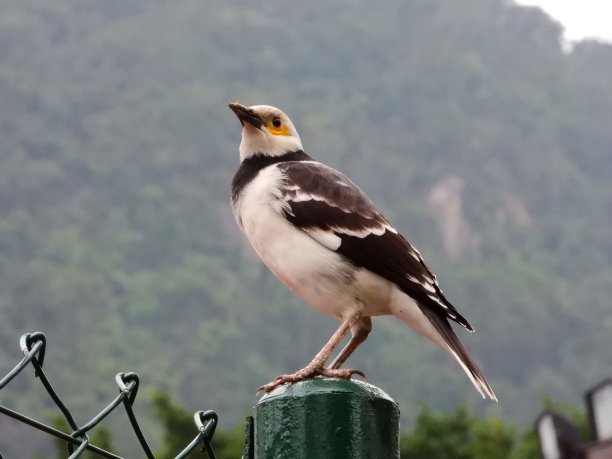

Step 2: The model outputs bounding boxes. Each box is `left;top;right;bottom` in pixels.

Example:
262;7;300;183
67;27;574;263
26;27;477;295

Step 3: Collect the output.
0;331;221;459
195;410;218;437
115;372;139;406
20;332;47;369
20;332;47;380
194;410;219;459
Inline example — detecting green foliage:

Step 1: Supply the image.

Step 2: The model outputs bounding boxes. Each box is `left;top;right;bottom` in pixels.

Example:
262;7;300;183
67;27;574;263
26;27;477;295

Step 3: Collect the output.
398;400;592;459
400;405;539;459
150;389;244;459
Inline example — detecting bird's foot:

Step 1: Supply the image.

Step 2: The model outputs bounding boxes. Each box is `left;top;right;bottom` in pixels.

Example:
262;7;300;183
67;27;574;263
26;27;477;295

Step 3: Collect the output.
257;366;365;394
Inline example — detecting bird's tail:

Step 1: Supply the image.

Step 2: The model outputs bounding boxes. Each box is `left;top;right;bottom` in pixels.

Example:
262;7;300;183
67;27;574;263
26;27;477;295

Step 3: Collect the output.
421;308;498;401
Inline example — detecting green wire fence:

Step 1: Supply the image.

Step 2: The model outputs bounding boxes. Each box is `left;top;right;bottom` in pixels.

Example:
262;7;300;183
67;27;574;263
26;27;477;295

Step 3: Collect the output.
0;332;218;459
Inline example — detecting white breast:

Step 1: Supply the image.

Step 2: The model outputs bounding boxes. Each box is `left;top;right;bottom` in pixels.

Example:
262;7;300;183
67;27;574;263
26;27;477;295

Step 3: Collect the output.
233;165;394;320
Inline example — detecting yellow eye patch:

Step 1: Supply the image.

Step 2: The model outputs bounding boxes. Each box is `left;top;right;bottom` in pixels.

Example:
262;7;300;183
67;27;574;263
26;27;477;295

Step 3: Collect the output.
266;120;290;136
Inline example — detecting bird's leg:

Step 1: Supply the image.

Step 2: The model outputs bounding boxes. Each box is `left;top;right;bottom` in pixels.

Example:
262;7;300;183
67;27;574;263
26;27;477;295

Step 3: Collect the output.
257;314;365;393
328;317;372;370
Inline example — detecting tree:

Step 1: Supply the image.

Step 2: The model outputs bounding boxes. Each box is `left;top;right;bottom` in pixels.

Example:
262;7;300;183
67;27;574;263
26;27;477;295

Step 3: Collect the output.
151;389;244;459
400;405;538;459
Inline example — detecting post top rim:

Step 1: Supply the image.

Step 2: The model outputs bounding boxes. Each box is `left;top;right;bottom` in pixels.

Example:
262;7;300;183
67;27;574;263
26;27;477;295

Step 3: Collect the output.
257;377;397;404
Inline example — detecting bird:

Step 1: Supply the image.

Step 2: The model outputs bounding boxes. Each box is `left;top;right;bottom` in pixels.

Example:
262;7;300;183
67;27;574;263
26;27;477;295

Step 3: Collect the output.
228;102;497;401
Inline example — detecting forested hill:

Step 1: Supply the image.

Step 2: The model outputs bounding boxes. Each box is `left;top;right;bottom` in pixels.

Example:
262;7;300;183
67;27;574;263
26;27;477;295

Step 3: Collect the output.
1;0;611;455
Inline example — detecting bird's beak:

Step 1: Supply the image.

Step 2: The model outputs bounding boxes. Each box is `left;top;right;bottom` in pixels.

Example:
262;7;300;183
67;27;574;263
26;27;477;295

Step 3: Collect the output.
229;103;263;130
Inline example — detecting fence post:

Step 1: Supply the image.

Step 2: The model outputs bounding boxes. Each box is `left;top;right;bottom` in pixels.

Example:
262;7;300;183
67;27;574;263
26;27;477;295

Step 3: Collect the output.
253;377;400;458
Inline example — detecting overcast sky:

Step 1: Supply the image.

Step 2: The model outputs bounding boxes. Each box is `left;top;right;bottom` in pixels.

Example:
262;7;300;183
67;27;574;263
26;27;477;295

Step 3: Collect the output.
515;0;612;42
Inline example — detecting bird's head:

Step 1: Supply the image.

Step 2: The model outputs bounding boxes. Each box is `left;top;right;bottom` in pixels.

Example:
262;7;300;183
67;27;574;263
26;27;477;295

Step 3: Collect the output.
229;103;303;161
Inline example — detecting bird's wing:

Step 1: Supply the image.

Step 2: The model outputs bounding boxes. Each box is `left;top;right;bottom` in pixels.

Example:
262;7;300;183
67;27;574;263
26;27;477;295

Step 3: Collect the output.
277;160;473;331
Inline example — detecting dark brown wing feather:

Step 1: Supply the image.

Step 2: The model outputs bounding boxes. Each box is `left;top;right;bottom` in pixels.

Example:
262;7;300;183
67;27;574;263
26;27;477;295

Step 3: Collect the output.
278;160;473;330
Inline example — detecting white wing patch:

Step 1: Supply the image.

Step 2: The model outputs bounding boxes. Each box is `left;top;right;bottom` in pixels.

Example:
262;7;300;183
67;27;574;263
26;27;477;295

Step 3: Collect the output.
306;229;342;251
281;181;398;240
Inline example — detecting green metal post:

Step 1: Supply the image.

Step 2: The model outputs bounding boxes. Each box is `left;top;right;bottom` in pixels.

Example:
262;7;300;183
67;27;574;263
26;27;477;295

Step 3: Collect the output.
253;378;400;458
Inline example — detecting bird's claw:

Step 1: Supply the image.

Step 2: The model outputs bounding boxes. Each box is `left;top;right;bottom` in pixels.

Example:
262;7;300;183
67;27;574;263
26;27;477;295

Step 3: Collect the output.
319;367;367;381
256;366;366;395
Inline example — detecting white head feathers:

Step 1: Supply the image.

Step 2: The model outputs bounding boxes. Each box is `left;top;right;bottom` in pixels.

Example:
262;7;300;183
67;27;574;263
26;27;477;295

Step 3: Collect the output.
229;103;303;161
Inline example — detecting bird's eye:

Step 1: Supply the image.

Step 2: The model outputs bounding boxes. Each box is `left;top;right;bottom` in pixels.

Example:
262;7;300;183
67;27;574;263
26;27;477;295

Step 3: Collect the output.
272;117;282;128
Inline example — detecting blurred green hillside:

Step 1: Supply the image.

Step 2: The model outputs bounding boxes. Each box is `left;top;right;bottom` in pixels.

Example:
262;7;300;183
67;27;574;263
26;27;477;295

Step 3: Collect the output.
1;0;611;456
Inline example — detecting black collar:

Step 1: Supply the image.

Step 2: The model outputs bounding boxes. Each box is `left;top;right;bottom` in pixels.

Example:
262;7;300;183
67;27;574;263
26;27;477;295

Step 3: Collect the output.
231;150;312;202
